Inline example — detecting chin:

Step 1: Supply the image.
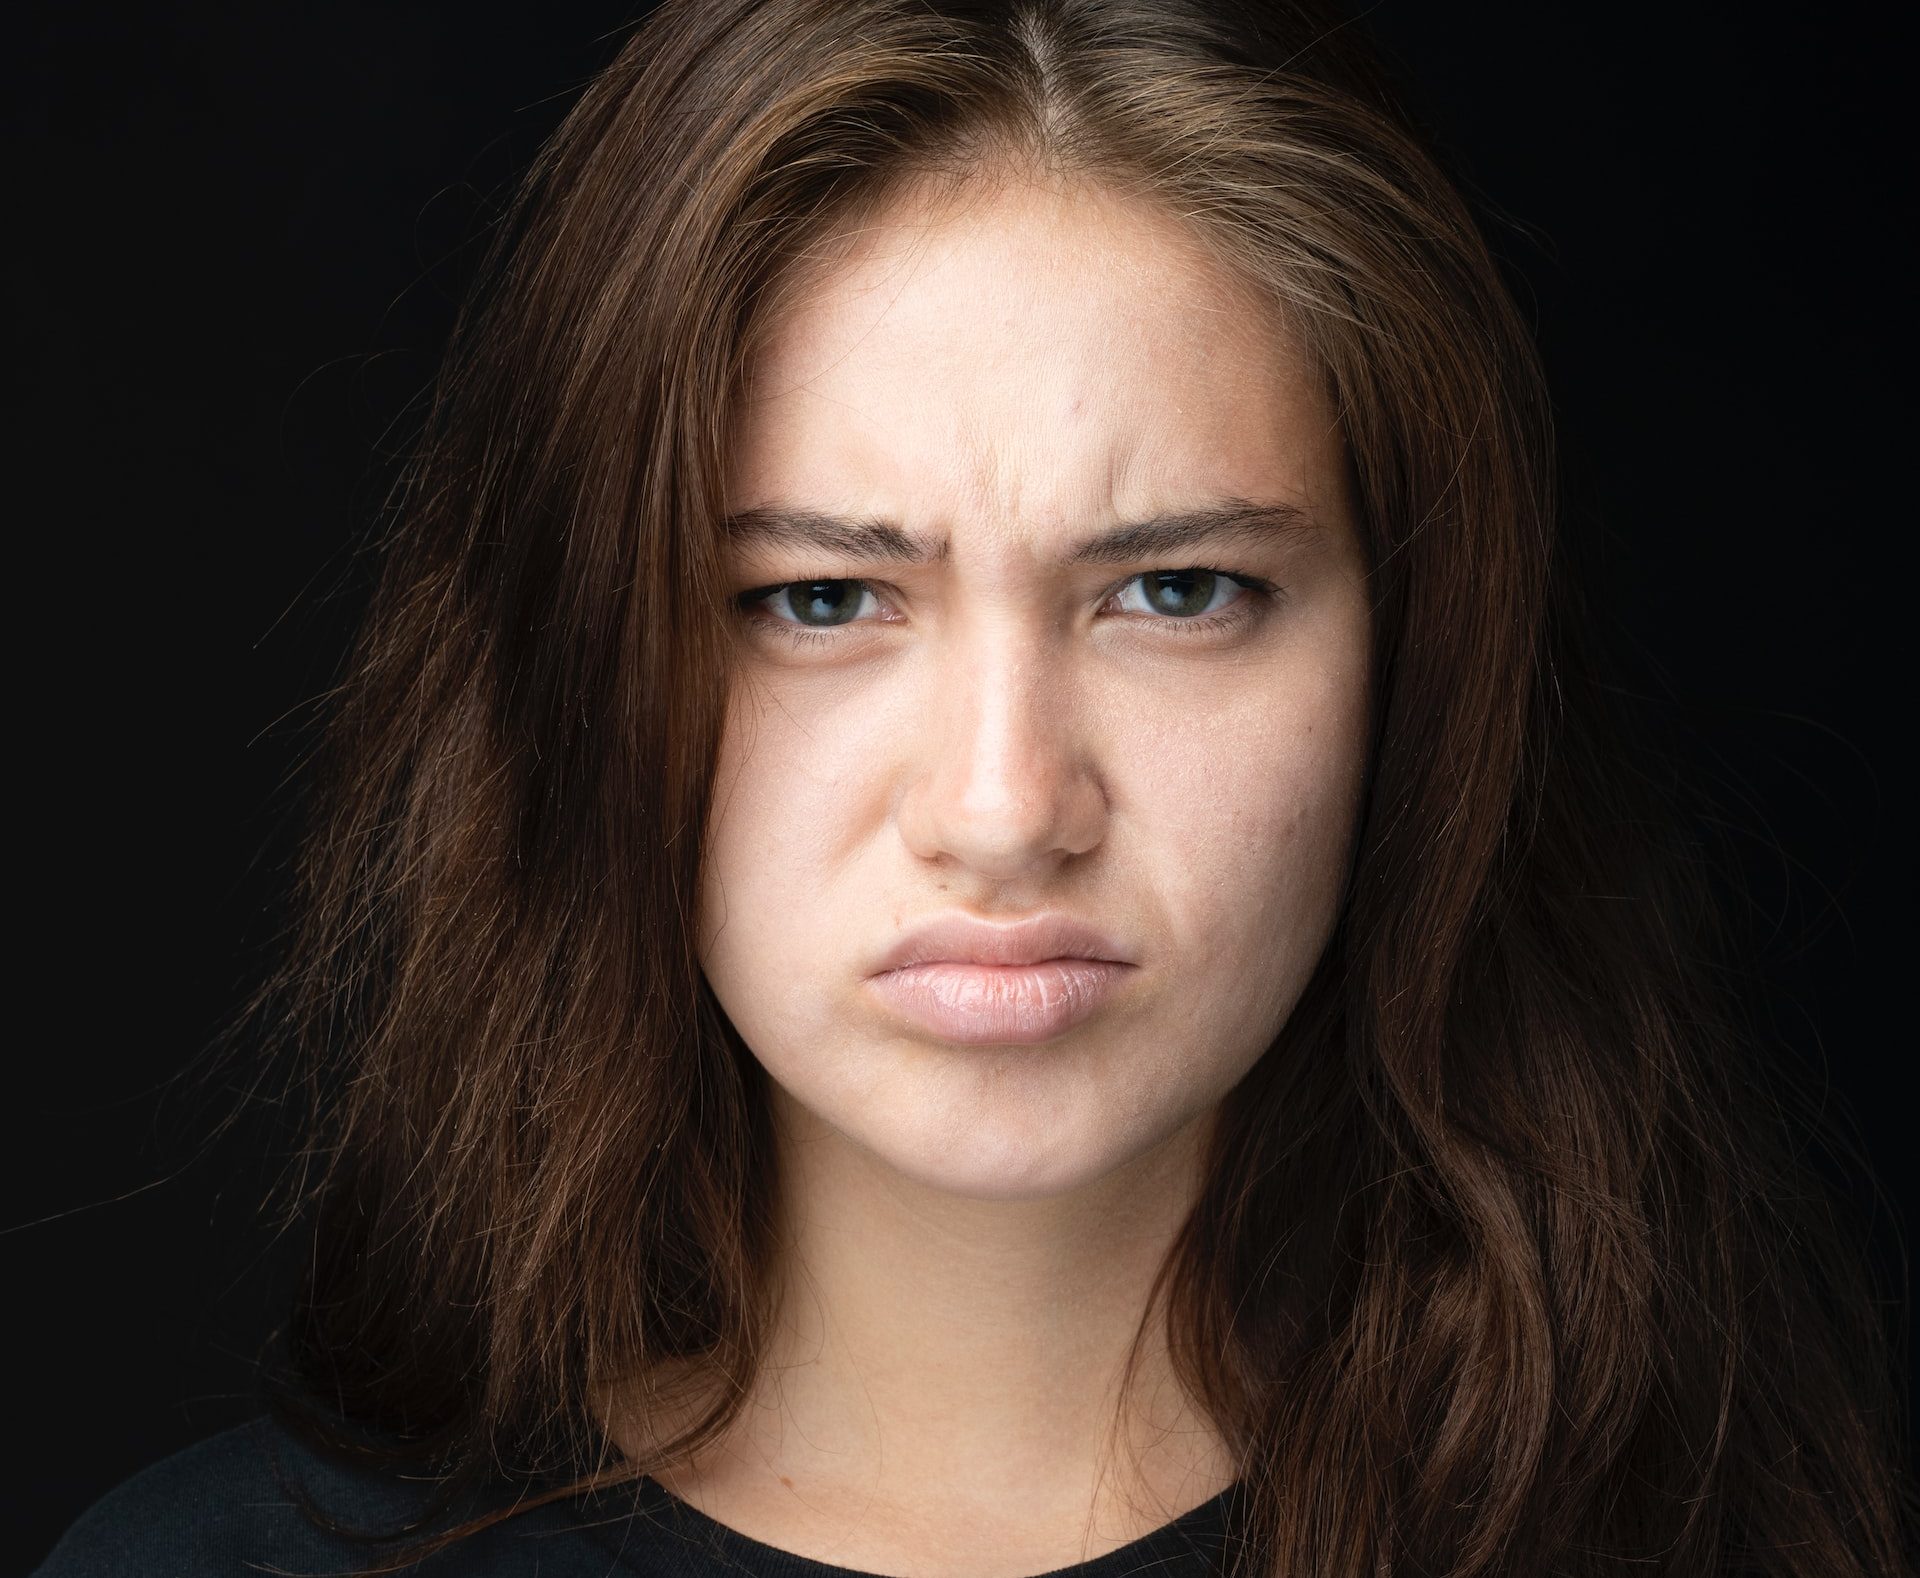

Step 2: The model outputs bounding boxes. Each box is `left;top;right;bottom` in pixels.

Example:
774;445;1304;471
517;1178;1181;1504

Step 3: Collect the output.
847;1073;1192;1203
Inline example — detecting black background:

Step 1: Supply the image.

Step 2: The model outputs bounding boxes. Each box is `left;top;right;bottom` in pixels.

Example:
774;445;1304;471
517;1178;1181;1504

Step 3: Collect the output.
9;2;1914;1566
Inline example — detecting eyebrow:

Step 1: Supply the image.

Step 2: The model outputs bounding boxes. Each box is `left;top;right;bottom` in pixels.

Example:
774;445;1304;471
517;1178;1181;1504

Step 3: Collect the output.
722;497;1321;566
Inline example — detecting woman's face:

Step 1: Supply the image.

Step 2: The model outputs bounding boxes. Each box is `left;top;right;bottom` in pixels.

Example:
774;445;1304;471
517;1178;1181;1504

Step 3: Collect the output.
699;174;1373;1201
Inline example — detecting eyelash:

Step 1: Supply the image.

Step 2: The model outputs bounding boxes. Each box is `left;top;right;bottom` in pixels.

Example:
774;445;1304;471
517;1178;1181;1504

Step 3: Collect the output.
734;566;1282;652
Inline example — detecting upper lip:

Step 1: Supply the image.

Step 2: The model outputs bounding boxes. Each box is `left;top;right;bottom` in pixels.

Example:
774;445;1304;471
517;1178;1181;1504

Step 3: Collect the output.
870;913;1134;974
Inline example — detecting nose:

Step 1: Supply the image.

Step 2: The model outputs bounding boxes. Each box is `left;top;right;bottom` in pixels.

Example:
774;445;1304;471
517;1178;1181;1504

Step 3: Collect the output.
893;627;1108;881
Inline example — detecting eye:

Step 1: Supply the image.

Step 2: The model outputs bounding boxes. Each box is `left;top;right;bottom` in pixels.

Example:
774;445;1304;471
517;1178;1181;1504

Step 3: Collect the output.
753;580;884;629
1110;568;1257;622
734;566;1280;651
734;578;900;650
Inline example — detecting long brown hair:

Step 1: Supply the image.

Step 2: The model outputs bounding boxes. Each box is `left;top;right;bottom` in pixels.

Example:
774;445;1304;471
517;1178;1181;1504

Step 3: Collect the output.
244;1;1915;1572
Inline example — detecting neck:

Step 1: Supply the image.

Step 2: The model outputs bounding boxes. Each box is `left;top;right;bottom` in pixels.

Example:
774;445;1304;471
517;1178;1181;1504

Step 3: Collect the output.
617;1084;1236;1546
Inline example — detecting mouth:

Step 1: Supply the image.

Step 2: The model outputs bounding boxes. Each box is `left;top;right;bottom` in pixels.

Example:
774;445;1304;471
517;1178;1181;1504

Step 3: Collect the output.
864;956;1135;1045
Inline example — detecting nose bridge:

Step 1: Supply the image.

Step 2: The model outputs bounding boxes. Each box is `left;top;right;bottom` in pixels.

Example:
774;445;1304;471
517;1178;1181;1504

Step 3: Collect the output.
897;615;1104;878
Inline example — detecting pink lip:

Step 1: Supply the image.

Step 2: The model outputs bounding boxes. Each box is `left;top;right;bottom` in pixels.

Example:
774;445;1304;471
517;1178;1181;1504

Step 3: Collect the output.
865;959;1133;1044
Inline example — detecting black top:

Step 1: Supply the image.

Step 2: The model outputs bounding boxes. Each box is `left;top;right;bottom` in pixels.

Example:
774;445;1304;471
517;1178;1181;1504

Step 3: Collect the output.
32;1417;1246;1577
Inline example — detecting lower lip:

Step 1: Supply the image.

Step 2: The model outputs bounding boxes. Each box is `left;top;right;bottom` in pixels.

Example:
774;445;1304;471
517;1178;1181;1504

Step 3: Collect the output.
864;959;1133;1045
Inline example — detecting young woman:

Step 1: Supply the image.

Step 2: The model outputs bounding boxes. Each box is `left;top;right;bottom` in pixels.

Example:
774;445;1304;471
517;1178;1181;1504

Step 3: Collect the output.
34;1;1914;1574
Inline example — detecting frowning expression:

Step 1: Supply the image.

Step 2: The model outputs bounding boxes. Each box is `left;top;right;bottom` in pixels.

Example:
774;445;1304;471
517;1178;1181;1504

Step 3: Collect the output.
698;173;1373;1200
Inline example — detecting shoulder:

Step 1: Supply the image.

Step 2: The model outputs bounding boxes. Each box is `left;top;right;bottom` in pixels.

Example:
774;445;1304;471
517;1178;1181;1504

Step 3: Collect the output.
30;1415;592;1577
34;1420;286;1576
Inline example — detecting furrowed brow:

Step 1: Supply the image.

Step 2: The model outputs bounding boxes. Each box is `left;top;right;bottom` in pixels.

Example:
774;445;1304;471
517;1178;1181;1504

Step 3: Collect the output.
1064;500;1320;564
723;507;947;563
721;498;1320;565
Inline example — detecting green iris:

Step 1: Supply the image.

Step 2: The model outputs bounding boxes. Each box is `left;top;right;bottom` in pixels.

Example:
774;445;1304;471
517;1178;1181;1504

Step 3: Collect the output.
1141;569;1218;617
784;581;864;626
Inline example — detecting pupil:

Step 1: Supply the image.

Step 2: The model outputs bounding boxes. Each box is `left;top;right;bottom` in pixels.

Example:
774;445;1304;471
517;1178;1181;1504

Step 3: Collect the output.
1145;570;1217;617
787;580;861;626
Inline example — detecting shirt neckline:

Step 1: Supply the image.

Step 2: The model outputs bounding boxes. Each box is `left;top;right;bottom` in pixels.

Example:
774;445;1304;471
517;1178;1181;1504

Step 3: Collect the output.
576;1473;1245;1578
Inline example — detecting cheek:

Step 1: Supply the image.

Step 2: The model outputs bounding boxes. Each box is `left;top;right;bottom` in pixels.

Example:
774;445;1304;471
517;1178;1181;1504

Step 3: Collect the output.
699;685;823;945
696;676;891;1015
1125;646;1370;979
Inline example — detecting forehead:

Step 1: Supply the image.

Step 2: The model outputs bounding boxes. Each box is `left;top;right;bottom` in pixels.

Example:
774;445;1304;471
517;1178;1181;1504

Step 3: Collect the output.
727;173;1343;541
